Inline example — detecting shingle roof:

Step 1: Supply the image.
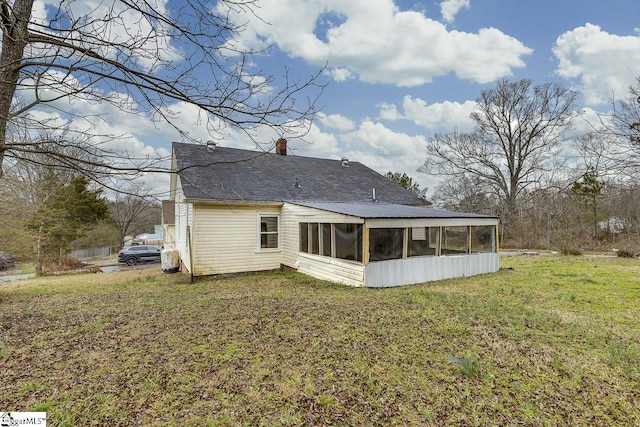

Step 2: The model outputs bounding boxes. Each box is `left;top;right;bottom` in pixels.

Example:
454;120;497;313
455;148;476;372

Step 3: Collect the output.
292;202;497;219
173;142;428;205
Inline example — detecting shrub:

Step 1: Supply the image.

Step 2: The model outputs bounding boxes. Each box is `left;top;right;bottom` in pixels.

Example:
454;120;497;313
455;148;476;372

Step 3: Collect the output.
39;257;91;274
615;248;636;258
559;246;582;256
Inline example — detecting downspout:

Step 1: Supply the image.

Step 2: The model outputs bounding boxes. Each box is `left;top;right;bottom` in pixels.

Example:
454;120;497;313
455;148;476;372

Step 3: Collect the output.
187;225;194;284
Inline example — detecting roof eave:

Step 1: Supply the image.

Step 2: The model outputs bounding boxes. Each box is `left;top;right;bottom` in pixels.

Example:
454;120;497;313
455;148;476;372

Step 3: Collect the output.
183;197;284;207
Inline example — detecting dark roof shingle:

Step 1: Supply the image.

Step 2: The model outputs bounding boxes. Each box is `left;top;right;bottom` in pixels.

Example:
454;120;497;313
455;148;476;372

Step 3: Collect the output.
173;142;427;205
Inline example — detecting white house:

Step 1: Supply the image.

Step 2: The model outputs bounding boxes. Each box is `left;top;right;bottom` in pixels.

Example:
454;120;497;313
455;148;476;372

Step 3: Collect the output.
166;140;500;287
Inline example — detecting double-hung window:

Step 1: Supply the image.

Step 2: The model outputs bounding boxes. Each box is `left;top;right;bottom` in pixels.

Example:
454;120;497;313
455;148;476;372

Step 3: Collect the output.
259;214;279;250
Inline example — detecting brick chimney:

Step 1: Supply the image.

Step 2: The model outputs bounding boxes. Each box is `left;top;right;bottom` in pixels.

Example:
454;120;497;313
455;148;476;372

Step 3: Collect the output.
275;138;287;155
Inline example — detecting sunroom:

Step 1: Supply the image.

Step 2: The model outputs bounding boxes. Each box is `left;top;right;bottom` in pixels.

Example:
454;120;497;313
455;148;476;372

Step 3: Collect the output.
283;202;500;288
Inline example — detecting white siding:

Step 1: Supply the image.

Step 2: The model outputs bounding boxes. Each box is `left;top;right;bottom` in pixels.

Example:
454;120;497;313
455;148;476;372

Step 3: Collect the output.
173;178;192;272
364;253;499;288
191;204;282;275
296;253;365;287
163;224;175;247
281;203;365;286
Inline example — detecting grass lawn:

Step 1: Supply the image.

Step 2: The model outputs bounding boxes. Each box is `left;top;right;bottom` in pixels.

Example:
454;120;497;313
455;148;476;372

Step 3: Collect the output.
0;255;639;426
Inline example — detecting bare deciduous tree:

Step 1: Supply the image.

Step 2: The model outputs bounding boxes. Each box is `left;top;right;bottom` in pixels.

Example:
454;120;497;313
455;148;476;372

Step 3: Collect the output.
424;79;579;225
432;174;497;215
0;0;324;180
610;77;640;146
591;77;640;176
108;184;161;243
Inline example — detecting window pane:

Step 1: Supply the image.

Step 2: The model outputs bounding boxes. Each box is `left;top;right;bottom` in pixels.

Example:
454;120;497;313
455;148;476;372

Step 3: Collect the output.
335;223;363;262
310;223;320;255
261;216;278;233
299;223;308;253
321;223;332;257
409;227;437;257
471;226;495;253
261;233;278;248
370;228;404;261
260;216;278;249
442;226;467;254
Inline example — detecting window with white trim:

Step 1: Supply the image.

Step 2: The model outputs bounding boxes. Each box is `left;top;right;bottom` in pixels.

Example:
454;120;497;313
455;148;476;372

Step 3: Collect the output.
259;214;279;250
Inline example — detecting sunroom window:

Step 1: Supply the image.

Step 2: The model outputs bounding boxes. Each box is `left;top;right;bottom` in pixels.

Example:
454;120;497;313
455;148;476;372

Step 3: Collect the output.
300;223;332;255
309;223;320;255
299;223;308;253
321;223;332;257
408;227;439;257
370;228;404;261
442;226;468;254
334;223;363;262
471;226;495;253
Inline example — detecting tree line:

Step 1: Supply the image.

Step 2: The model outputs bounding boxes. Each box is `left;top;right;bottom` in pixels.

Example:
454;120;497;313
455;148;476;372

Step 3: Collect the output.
0;155;161;269
424;78;640;252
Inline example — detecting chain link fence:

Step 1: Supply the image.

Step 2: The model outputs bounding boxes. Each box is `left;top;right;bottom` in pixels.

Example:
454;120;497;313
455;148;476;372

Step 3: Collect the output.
69;246;120;261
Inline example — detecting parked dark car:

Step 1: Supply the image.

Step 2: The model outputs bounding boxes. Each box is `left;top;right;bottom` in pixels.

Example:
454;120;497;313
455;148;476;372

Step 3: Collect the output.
118;245;162;266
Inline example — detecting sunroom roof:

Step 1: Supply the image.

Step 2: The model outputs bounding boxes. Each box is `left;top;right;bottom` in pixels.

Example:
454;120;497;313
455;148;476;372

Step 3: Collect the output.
291;202;498;220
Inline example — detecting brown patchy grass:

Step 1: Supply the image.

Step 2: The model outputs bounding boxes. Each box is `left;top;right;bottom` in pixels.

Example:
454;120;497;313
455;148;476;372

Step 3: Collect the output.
0;255;639;426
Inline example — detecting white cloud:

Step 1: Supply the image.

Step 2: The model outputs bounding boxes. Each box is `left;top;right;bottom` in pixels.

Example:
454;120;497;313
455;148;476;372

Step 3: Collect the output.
326;67;355;82
338;120;430;184
379;96;476;132
318;113;355;131
291;124;342;158
378;103;402;121
401;96;476;131
569;107;607;138
440;0;470;23
553;23;640;105
221;0;532;86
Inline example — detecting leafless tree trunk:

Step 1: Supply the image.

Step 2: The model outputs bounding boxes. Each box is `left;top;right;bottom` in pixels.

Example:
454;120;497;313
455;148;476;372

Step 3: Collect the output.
0;0;34;175
0;0;324;180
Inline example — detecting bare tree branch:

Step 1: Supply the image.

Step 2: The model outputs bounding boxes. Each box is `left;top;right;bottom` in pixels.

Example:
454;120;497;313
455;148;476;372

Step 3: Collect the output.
0;0;325;180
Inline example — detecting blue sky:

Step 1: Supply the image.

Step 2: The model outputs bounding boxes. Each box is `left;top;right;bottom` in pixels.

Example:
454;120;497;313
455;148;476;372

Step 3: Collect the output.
209;0;640;193
28;0;640;197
